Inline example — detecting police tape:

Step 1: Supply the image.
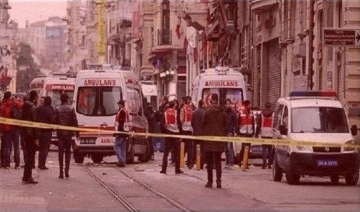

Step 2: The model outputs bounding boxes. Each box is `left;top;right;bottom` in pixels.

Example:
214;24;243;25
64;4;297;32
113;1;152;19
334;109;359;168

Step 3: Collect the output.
1;117;359;149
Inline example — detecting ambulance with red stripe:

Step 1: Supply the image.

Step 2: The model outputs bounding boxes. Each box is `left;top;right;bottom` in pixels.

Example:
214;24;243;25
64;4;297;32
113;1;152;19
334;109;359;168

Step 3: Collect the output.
191;66;249;158
29;74;76;145
72;66;151;164
191;66;247;109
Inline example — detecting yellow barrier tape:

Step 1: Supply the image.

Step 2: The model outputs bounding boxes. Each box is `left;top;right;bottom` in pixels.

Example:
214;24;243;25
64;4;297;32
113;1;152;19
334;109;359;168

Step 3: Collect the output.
1;117;359;149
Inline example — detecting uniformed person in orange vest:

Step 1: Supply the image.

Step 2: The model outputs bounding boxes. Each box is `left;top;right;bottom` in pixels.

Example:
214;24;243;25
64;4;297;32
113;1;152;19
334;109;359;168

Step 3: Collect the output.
160;100;183;174
180;96;194;169
114;100;129;168
256;102;274;169
236;100;255;168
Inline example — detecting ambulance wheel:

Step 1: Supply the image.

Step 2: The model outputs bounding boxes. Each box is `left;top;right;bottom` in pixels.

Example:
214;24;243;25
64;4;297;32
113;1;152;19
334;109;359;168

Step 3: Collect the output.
345;173;359;186
273;159;283;182
285;170;300;185
330;175;339;184
91;154;103;164
73;152;84;164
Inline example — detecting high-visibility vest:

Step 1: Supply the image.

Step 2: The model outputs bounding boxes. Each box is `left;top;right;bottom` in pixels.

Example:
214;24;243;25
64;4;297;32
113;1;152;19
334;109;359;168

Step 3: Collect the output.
164;108;179;133
115;108;130;131
260;113;273;138
181;104;193;132
238;109;254;135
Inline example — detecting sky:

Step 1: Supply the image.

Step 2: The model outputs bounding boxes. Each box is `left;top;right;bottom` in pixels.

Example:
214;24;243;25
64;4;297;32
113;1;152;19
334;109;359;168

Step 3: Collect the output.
8;0;68;28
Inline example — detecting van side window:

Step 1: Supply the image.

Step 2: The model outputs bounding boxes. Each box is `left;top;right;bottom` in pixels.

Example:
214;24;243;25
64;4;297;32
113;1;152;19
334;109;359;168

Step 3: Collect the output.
282;106;288;128
127;88;142;116
274;104;284;130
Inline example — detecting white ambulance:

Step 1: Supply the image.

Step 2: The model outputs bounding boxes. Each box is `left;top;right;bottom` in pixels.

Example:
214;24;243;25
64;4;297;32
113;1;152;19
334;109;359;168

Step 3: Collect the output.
191;66;248;160
29;75;76;145
72;66;151;164
272;91;359;185
191;66;247;109
29;75;76;107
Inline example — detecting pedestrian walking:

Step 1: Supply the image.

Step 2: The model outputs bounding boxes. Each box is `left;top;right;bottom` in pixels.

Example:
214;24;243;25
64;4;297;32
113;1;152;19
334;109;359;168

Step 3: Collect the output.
236;100;255;169
202;93;226;188
114;100;129;167
21;90;39;184
256;102;274;169
180;96;194;169
224;98;236;169
54;93;79;179
191;99;206;169
35;96;54;170
160;100;183;174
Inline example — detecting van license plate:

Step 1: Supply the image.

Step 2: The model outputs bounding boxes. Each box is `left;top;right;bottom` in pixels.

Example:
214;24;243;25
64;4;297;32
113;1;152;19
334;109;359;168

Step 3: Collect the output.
316;160;338;167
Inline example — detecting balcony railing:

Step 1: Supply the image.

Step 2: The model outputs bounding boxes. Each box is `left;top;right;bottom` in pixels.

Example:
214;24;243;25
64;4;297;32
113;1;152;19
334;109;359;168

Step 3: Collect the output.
157;29;172;46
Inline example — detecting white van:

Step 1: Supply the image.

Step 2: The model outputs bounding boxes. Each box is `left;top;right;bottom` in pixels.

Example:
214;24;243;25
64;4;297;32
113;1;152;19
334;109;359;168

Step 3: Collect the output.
272;91;359;185
73;66;151;164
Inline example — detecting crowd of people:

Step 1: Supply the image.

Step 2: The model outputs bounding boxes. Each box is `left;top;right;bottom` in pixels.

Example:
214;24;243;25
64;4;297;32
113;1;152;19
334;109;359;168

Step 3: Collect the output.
1;89;274;188
143;94;274;189
0;91;78;184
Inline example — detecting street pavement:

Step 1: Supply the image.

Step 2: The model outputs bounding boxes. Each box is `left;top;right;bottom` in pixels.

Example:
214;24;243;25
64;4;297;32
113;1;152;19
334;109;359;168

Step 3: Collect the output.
0;150;359;212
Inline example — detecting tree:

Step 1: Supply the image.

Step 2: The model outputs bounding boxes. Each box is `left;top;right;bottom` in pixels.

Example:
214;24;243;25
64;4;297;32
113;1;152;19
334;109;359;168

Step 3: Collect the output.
14;42;42;92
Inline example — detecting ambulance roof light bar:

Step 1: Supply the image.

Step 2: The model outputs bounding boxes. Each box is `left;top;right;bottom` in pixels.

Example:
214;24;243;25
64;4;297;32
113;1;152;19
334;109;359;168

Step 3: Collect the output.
290;91;338;99
215;66;229;75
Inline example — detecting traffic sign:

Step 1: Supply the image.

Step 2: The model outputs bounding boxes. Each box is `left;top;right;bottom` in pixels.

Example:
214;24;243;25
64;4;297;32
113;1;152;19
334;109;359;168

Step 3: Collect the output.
322;28;360;47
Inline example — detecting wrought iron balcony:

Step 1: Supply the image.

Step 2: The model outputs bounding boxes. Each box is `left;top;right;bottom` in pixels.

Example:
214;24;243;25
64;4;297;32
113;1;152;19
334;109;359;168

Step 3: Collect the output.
157;29;172;46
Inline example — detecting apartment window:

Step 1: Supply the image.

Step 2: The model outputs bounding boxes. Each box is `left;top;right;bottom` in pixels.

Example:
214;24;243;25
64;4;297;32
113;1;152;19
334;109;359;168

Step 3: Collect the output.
161;0;170;44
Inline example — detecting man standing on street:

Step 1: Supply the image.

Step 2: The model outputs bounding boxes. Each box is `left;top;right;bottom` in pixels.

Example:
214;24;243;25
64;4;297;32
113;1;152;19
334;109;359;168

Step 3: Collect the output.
236;100;255;169
21;90;39;184
224;98;236;169
114;100;129;167
180;96;194;169
203;93;226;188
160;100;183;174
191;99;205;169
36;96;54;170
54;93;79;178
256;102;274;169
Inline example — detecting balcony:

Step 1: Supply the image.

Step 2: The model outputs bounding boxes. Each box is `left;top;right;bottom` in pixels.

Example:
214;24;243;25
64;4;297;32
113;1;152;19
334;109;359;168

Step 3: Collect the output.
151;29;182;54
250;0;278;14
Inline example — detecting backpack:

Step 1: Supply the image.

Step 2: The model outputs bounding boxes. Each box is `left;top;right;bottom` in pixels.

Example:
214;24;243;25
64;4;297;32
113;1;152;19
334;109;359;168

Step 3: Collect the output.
10;105;22;120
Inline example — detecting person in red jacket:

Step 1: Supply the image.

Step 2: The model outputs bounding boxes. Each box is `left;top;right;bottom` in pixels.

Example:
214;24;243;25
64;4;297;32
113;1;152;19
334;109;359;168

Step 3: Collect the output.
160;100;183;174
256;102;274;169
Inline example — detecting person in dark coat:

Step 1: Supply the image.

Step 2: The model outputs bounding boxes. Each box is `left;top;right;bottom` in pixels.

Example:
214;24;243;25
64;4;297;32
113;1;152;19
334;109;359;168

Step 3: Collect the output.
202;93;226;188
35;96;54;169
191;99;205;169
54;93;78;178
21;90;39;184
224;98;237;169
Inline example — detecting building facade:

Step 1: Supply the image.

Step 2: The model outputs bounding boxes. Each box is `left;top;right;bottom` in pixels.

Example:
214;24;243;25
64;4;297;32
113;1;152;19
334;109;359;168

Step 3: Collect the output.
0;0;17;93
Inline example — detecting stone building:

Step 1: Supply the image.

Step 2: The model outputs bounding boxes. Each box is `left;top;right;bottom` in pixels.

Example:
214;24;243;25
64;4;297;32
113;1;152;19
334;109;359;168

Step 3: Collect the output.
136;0;208;99
0;0;17;92
250;0;360;126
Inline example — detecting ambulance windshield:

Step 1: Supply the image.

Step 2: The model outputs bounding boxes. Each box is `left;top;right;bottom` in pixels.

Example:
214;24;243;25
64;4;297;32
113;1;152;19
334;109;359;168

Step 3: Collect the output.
47;90;75;107
76;86;121;116
291;107;349;133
